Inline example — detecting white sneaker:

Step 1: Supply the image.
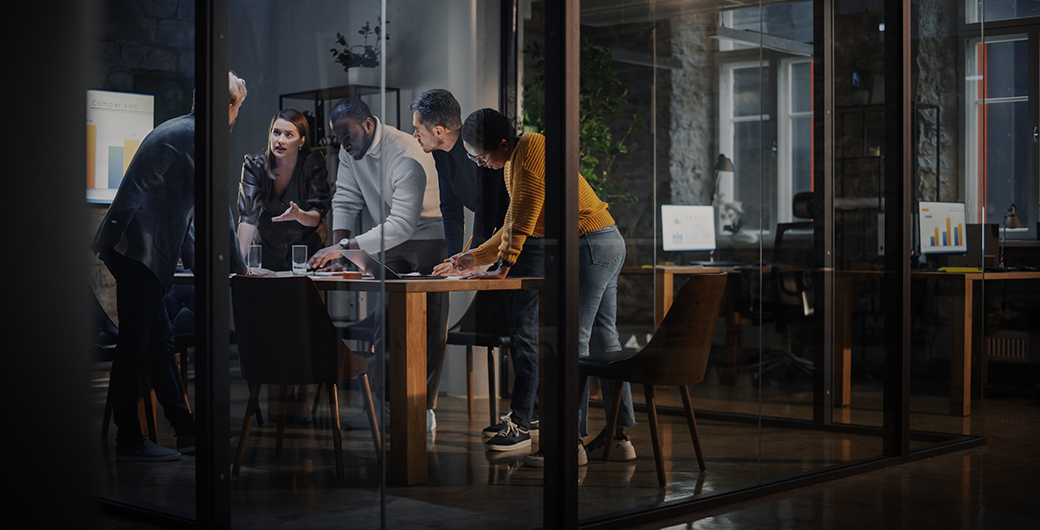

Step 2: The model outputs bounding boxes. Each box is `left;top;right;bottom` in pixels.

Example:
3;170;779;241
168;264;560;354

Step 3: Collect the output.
585;429;637;462
427;409;436;432
609;437;636;462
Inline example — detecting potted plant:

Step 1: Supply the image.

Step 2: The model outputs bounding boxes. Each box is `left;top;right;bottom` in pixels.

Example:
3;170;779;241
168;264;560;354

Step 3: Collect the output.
330;17;389;86
522;38;641;207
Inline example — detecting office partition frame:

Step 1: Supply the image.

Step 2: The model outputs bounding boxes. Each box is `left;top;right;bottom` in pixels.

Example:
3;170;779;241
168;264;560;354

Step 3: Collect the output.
93;0;989;528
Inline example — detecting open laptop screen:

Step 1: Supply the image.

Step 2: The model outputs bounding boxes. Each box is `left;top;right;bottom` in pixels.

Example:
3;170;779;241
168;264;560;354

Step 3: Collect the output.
661;204;716;251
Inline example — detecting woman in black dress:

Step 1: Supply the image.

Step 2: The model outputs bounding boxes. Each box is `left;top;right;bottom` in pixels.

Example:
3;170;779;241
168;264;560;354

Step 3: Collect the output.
237;108;331;270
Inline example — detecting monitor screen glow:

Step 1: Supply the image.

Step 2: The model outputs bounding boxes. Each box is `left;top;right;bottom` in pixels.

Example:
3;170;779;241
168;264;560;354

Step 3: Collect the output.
662;204;716;251
919;201;967;254
87;90;154;204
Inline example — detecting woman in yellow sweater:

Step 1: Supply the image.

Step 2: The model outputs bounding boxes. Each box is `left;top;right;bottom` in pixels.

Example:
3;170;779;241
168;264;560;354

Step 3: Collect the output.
435;109;636;466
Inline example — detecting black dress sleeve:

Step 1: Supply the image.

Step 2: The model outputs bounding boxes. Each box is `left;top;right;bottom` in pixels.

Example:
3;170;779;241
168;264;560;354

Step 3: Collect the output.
302;150;331;216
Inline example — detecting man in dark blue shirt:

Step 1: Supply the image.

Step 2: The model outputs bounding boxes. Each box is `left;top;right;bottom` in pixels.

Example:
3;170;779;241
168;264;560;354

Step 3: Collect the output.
410;90;540;451
410;89;507;260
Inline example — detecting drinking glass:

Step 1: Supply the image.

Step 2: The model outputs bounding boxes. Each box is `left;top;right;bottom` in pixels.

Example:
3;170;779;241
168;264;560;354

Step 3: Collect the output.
292;245;308;275
248;245;262;269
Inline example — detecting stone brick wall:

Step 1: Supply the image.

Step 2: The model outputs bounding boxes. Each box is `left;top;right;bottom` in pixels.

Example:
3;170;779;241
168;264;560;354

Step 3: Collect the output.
95;0;195;125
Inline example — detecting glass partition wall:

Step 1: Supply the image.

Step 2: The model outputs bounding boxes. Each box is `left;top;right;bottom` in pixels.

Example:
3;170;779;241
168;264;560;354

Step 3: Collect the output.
79;0;1023;528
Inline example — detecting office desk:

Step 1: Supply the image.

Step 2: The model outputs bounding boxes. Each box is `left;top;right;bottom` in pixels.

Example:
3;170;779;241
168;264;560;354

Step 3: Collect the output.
178;273;541;485
835;270;1040;416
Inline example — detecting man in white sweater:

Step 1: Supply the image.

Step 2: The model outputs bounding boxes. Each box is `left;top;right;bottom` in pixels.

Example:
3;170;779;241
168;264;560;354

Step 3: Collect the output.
310;97;448;431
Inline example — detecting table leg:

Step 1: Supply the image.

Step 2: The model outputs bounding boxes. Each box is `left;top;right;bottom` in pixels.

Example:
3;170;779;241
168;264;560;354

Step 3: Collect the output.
950;278;972;416
834;275;852;407
723;274;742;384
389;291;427;485
655;270;674;329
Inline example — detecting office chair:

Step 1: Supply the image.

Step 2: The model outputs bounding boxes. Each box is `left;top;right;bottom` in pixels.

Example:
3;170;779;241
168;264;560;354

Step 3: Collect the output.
578;274;728;487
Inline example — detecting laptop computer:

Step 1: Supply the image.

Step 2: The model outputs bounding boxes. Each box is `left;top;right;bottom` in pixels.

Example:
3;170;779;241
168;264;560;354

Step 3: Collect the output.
338;249;445;280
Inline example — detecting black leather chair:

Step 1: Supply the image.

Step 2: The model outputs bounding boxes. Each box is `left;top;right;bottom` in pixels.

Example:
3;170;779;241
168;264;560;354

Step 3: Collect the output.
231;276;380;480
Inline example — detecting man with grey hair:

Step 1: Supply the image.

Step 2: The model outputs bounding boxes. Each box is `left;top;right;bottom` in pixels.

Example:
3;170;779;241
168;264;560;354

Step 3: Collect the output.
92;72;249;461
410;89;507;257
410;90;538;452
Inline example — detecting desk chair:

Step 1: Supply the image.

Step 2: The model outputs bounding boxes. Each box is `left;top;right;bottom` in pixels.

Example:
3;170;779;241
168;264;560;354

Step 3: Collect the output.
231;276;381;481
447;291;511;425
762;220;816;375
578;273;727;487
93;293;158;442
163;281;196;415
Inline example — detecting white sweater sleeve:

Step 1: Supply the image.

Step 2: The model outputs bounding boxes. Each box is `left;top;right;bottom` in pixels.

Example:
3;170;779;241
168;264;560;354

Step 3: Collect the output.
331;149;366;233
353;156;427;251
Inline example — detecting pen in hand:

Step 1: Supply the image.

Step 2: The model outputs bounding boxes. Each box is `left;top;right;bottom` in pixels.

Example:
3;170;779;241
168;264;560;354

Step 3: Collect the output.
453;235;474;274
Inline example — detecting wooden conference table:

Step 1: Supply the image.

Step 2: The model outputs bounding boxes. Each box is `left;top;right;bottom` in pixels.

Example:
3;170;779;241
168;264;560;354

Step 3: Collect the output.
177;273;542;486
625;266;1040;417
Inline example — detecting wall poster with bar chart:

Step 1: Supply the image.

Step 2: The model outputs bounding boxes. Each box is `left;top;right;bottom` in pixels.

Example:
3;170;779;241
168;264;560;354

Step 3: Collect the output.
86;90;154;203
919;201;967;254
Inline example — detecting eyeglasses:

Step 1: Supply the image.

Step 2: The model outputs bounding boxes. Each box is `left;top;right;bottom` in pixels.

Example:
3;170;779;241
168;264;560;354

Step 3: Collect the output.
466;151;492;167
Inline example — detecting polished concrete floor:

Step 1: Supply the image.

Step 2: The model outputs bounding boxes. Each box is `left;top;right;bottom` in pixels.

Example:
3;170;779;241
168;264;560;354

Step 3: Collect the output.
93;362;1038;529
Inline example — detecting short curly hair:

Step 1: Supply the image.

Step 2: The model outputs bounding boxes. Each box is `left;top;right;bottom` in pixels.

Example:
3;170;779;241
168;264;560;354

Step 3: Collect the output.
461;108;515;152
329;97;374;125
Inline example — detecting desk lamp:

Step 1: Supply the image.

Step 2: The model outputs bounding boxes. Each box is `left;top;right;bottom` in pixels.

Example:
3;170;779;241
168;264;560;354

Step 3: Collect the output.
712;154;735;204
710;154;735;262
999;204;1020;269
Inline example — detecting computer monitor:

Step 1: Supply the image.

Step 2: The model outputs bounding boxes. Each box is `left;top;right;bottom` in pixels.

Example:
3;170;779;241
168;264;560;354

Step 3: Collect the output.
661;204;716;251
87;90;154;204
918;201;967;254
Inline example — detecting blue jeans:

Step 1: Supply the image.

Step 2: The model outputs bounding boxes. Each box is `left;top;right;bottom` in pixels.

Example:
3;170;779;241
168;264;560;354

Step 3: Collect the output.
576;225;634;438
504;237;543;429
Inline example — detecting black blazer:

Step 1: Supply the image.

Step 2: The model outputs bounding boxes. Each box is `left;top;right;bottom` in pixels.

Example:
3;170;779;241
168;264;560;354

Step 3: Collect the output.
92;114;245;286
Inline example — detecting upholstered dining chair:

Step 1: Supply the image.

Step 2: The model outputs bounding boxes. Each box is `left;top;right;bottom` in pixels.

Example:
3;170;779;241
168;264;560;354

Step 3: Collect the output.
446;291;512;424
231;275;380;481
578;273;727;487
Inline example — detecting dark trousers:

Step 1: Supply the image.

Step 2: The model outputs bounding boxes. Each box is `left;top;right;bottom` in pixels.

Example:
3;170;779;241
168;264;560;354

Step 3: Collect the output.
371;238;450;410
103;252;194;444
504;237;543;429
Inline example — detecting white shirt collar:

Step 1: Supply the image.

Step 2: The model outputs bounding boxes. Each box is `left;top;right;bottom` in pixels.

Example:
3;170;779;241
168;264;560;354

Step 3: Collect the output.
365;117;384;160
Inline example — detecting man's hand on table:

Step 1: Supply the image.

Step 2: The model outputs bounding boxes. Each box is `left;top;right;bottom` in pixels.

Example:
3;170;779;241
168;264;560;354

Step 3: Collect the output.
308;243;353;271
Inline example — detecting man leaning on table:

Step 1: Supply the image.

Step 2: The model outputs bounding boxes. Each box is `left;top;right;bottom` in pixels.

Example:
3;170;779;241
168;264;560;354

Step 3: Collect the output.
91;72;249;461
308;97;448;432
408;89;542;451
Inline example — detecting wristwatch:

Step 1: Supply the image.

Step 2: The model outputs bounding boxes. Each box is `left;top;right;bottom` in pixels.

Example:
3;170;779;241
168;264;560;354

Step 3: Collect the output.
497;257;515;269
339;237;351;249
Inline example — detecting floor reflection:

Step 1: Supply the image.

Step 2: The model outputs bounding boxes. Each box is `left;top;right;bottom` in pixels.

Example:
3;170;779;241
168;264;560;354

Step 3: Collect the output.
94;354;985;529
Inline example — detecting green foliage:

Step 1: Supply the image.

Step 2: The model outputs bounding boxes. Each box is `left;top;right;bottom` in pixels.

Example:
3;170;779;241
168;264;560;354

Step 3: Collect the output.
330;17;389;71
523;38;641;207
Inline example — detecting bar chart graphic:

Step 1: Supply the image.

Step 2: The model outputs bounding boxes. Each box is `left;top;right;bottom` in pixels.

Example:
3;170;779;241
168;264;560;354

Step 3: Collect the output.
919;201;967;254
87;90;153;203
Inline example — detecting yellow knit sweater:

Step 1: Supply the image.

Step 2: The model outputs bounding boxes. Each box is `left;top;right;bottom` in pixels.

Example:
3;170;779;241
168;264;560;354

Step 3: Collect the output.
471;133;615;266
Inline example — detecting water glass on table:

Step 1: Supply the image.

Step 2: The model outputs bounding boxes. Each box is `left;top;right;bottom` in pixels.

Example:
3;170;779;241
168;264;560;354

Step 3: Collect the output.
292;245;308;275
248;245;262;269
